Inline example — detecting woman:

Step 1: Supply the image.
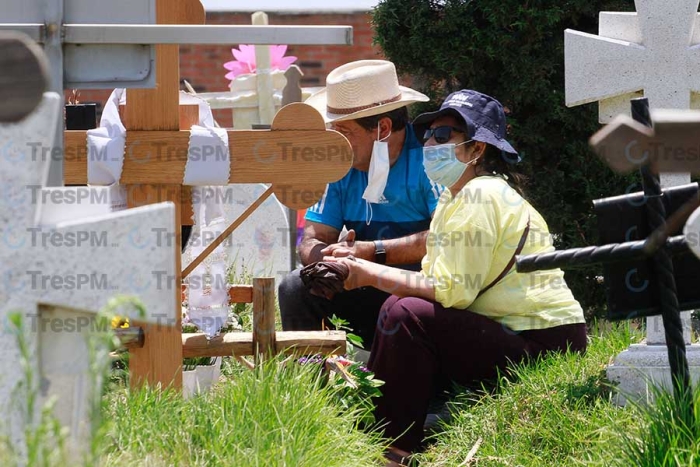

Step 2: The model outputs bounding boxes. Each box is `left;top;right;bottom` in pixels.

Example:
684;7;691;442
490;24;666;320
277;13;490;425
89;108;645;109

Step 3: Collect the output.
325;90;586;461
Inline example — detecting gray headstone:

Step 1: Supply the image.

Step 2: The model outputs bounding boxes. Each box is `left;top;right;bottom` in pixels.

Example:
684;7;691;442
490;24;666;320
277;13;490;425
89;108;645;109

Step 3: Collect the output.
0;92;177;460
0;0;156;89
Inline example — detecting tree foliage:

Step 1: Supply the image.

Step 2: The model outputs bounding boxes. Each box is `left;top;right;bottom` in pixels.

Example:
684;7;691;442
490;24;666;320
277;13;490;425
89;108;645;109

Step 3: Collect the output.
373;0;638;318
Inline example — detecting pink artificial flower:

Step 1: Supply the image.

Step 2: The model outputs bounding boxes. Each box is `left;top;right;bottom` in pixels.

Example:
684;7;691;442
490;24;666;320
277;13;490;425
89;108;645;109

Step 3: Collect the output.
270;45;298;71
224;44;298;81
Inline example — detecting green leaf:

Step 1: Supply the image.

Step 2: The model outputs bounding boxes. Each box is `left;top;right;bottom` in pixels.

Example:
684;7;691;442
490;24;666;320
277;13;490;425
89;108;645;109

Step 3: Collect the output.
346;333;364;349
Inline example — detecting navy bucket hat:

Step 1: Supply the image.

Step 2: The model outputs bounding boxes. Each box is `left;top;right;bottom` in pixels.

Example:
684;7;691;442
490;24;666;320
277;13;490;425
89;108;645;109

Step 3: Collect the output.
413;89;519;160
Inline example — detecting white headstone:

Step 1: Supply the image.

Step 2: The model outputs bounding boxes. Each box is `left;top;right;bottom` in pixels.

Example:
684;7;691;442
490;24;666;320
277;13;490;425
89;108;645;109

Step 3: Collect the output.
565;0;700;404
0;93;177;459
184;184;291;286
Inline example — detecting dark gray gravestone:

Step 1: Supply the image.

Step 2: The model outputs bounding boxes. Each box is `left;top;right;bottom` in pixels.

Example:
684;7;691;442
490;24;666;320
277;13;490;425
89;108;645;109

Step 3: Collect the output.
0;32;49;122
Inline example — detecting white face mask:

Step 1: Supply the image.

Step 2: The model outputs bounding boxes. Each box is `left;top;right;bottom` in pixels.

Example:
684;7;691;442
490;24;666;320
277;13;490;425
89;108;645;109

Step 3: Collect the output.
362;126;391;204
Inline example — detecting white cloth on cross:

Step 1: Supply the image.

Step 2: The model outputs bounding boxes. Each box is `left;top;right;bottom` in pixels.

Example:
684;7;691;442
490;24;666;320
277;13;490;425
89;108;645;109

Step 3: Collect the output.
184;126;230;186
183;108;232;338
86;88;125;185
86;90;218;185
184;206;230;339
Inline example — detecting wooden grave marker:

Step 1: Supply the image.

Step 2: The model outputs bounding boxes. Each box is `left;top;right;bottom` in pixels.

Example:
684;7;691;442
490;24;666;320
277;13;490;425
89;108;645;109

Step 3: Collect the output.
62;0;352;390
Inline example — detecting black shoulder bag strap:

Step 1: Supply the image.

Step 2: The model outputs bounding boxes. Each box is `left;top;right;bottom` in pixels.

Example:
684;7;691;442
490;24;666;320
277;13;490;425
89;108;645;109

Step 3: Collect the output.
476;214;531;299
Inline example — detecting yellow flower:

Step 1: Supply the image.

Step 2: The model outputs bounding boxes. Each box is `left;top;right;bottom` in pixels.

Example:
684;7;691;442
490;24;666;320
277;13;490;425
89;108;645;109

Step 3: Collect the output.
111;316;130;329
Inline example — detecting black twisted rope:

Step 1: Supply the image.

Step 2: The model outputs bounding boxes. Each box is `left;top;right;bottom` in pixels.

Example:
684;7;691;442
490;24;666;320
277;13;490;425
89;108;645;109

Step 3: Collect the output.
516;236;688;273
632;98;693;418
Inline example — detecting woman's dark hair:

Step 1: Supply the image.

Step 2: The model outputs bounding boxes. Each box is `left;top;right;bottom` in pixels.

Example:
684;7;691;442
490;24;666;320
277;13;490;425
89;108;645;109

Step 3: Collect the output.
354;106;409;132
476;143;528;199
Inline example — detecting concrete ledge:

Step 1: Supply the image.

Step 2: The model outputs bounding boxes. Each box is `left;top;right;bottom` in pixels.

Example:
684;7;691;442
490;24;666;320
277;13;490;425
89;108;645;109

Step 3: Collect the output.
607;343;700;405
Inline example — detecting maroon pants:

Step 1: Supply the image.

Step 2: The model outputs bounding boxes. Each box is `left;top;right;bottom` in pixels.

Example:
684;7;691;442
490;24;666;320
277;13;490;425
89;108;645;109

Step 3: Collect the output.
367;296;587;452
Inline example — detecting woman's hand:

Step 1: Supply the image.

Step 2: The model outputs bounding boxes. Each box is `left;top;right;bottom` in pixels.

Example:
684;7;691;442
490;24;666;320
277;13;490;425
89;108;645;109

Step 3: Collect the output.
322;255;372;290
323;257;436;301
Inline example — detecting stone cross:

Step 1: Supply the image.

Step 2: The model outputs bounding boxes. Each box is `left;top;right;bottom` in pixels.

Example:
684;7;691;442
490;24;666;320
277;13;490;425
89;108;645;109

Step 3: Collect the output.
566;0;700;123
565;0;700;403
0;92;177;459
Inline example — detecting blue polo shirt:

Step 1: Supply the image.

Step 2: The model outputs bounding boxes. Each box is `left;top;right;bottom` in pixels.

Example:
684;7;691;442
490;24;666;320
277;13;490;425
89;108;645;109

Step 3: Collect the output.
306;125;442;246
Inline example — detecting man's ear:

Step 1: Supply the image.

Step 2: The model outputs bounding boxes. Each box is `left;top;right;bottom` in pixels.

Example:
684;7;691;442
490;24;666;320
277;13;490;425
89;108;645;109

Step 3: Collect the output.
378;116;393;139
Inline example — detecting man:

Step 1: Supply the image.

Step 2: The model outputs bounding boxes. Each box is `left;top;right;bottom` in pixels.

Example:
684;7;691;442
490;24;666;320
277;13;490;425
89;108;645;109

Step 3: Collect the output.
279;59;443;348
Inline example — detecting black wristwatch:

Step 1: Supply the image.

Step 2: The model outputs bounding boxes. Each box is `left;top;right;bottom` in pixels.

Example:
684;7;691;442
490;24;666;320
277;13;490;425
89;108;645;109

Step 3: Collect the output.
373;239;387;264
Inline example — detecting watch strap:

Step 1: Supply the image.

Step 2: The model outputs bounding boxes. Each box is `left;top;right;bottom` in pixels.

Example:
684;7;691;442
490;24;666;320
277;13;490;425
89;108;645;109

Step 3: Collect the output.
373;239;387;264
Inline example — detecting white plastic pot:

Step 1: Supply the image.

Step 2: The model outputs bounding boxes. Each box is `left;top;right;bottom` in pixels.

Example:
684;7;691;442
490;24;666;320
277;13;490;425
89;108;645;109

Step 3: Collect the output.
183;357;222;399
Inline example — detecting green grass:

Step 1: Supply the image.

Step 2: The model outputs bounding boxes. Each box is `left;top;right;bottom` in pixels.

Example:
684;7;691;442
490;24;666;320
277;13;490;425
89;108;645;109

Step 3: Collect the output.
413;322;645;466
100;321;651;467
618;382;700;467
10;312;700;467
98;358;387;467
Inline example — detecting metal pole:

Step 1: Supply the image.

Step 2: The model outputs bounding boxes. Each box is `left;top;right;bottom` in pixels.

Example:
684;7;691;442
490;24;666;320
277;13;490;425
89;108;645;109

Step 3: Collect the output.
42;0;64;187
60;24;354;45
0;24;355;46
631;97;693;421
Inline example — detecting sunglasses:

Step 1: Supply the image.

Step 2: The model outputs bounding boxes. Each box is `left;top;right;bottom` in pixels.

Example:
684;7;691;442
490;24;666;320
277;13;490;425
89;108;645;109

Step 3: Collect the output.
422;126;465;144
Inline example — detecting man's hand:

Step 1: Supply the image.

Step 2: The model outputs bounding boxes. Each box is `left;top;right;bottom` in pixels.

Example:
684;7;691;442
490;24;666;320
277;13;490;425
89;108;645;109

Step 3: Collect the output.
298;221;341;265
320;229;376;261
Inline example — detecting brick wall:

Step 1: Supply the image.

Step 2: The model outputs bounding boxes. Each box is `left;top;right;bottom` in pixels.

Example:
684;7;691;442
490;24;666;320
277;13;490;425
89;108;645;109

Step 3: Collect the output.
66;12;383;128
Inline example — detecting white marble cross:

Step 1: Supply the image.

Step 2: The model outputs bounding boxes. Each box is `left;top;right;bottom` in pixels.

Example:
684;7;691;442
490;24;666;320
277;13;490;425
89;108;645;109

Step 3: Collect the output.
566;0;700;123
565;0;700;404
0;93;177;459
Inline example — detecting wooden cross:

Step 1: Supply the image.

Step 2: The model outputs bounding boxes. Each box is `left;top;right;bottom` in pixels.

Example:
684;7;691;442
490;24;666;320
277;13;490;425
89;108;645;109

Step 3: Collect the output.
0;0;351;187
62;0;352;390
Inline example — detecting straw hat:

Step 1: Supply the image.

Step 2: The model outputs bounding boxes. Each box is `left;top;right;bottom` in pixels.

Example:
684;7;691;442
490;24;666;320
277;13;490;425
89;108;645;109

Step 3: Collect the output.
305;60;429;123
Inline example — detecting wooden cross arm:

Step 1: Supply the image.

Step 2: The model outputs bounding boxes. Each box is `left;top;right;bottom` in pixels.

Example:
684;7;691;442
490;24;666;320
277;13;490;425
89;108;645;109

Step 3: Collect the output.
181;331;347;358
589;109;700;174
63;103;353;209
64;128;351;184
119;328;347;357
